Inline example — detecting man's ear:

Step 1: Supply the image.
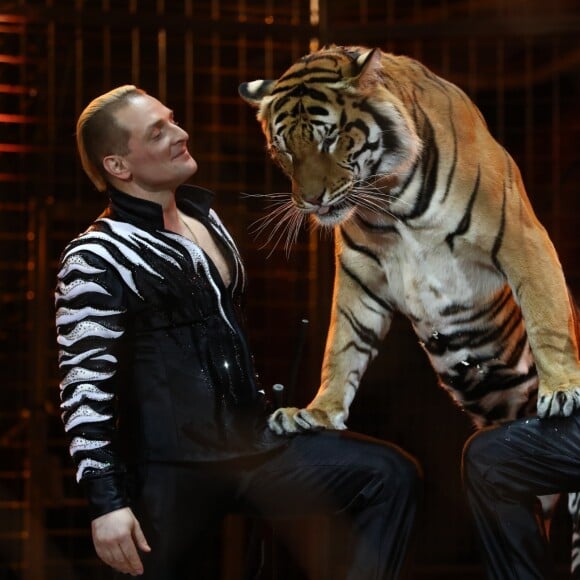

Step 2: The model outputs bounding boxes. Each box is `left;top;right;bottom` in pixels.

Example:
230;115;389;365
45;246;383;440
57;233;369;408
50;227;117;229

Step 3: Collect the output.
103;155;131;181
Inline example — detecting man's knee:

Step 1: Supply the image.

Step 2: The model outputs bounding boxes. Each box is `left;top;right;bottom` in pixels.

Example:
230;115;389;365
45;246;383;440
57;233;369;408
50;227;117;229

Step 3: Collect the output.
397;452;422;492
461;427;498;485
327;431;422;503
371;444;423;501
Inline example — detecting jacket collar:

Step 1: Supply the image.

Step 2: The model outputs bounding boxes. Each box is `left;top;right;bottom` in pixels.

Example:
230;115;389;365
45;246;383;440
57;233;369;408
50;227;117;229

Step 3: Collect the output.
104;184;215;228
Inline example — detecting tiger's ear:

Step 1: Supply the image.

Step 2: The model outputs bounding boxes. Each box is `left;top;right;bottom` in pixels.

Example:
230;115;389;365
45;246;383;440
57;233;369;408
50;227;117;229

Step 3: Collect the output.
238;80;276;107
348;48;382;90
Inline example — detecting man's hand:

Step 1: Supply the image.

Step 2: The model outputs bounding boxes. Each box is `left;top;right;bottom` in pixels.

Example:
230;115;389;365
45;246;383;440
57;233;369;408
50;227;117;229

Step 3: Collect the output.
91;507;151;576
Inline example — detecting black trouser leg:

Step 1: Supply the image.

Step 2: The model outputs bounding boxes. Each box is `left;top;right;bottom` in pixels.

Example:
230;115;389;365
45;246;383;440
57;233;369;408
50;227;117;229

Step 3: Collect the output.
462;413;580;580
127;430;420;579
130;461;233;580
239;430;422;580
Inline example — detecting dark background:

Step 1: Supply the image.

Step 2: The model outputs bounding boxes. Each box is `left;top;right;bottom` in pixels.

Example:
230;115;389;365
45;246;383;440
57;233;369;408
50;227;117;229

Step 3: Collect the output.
1;0;579;578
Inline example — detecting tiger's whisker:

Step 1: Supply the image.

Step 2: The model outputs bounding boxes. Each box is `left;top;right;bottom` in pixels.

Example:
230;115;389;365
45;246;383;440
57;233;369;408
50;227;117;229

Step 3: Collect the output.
258;213;294;254
240;191;291;200
283;211;305;258
349;189;405;224
249;201;305;257
249;201;295;235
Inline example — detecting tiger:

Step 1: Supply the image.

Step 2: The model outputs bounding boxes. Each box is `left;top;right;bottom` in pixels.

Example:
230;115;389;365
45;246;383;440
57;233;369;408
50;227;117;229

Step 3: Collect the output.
239;44;580;575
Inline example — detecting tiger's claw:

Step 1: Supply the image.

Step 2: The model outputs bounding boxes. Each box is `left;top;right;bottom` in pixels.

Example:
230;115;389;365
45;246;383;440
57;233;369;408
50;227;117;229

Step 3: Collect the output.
537;386;580;418
268;406;347;434
268;407;302;435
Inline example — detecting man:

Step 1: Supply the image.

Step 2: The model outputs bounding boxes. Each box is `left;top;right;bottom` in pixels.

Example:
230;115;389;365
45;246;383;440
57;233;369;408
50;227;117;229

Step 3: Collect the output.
55;85;421;578
462;413;580;579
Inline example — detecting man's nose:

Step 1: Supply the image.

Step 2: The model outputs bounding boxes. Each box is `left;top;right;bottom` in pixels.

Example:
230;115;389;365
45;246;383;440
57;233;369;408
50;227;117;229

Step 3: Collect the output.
174;124;189;141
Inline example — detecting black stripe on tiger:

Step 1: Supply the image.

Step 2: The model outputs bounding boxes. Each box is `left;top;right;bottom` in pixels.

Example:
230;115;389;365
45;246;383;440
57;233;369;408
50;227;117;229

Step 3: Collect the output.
340;227;382;266
445;286;512;326
445;166;481;251
354;214;399;235
491;155;511;276
462;367;537;400
424;302;522;357
503;331;530;369
340;259;394;313
272;86;330;114
469;306;523;350
275;65;342;85
440;87;459;203
406;96;439;220
355;100;401;155
338;306;381;355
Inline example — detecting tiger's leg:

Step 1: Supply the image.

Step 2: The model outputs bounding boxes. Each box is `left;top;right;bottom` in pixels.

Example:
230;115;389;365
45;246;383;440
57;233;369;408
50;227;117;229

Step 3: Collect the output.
269;250;394;434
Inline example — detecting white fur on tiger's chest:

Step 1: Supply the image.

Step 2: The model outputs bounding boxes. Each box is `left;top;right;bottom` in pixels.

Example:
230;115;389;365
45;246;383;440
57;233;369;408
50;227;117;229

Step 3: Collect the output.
364;225;505;333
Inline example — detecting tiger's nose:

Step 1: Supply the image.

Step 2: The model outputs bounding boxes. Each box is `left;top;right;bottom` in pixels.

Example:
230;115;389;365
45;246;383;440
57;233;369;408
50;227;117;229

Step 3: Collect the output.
292;182;325;206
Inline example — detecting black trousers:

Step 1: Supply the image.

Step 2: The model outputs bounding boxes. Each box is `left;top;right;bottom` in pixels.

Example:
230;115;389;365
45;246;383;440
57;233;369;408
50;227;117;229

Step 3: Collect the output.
129;430;421;580
462;412;580;580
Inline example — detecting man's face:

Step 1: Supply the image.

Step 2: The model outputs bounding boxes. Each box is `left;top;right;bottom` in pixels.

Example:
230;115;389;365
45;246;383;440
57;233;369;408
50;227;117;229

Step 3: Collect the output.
115;94;198;192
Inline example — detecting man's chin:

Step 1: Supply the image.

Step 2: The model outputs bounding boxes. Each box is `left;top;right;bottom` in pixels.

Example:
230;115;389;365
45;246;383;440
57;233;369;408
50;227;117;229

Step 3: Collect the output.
179;156;198;178
187;157;198;174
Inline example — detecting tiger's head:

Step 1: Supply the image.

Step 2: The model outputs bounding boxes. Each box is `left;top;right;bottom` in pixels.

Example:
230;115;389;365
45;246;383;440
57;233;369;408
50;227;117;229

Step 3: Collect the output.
239;45;422;228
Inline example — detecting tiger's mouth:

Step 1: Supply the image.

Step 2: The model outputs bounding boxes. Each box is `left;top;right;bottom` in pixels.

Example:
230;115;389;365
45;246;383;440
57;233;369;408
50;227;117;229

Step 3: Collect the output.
311;200;354;226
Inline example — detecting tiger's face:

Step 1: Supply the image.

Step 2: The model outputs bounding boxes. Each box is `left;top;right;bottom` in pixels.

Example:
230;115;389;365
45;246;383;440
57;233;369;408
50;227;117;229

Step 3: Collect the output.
240;47;422;227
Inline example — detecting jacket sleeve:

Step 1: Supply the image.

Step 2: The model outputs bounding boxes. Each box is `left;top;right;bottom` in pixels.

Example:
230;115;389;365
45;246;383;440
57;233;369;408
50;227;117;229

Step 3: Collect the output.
55;243;130;519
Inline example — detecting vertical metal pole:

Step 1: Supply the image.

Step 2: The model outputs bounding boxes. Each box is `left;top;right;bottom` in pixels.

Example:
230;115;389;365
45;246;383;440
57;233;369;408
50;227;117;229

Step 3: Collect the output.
22;3;58;574
24;197;48;580
130;0;141;85
157;0;167;104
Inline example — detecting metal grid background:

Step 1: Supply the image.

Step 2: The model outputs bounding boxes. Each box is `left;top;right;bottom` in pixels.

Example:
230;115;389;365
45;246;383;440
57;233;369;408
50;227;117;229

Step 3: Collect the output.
0;0;579;577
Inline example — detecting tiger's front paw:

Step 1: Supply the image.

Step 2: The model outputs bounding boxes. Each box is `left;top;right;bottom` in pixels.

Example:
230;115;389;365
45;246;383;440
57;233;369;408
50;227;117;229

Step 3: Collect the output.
268;407;302;435
537;385;580;418
268;406;347;435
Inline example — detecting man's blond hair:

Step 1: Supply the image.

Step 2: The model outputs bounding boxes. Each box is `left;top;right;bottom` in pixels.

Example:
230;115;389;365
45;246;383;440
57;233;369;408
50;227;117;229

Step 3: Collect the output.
76;85;146;192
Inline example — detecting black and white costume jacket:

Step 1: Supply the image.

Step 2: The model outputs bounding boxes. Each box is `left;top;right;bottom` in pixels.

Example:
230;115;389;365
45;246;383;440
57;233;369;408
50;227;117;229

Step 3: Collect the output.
55;185;284;517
